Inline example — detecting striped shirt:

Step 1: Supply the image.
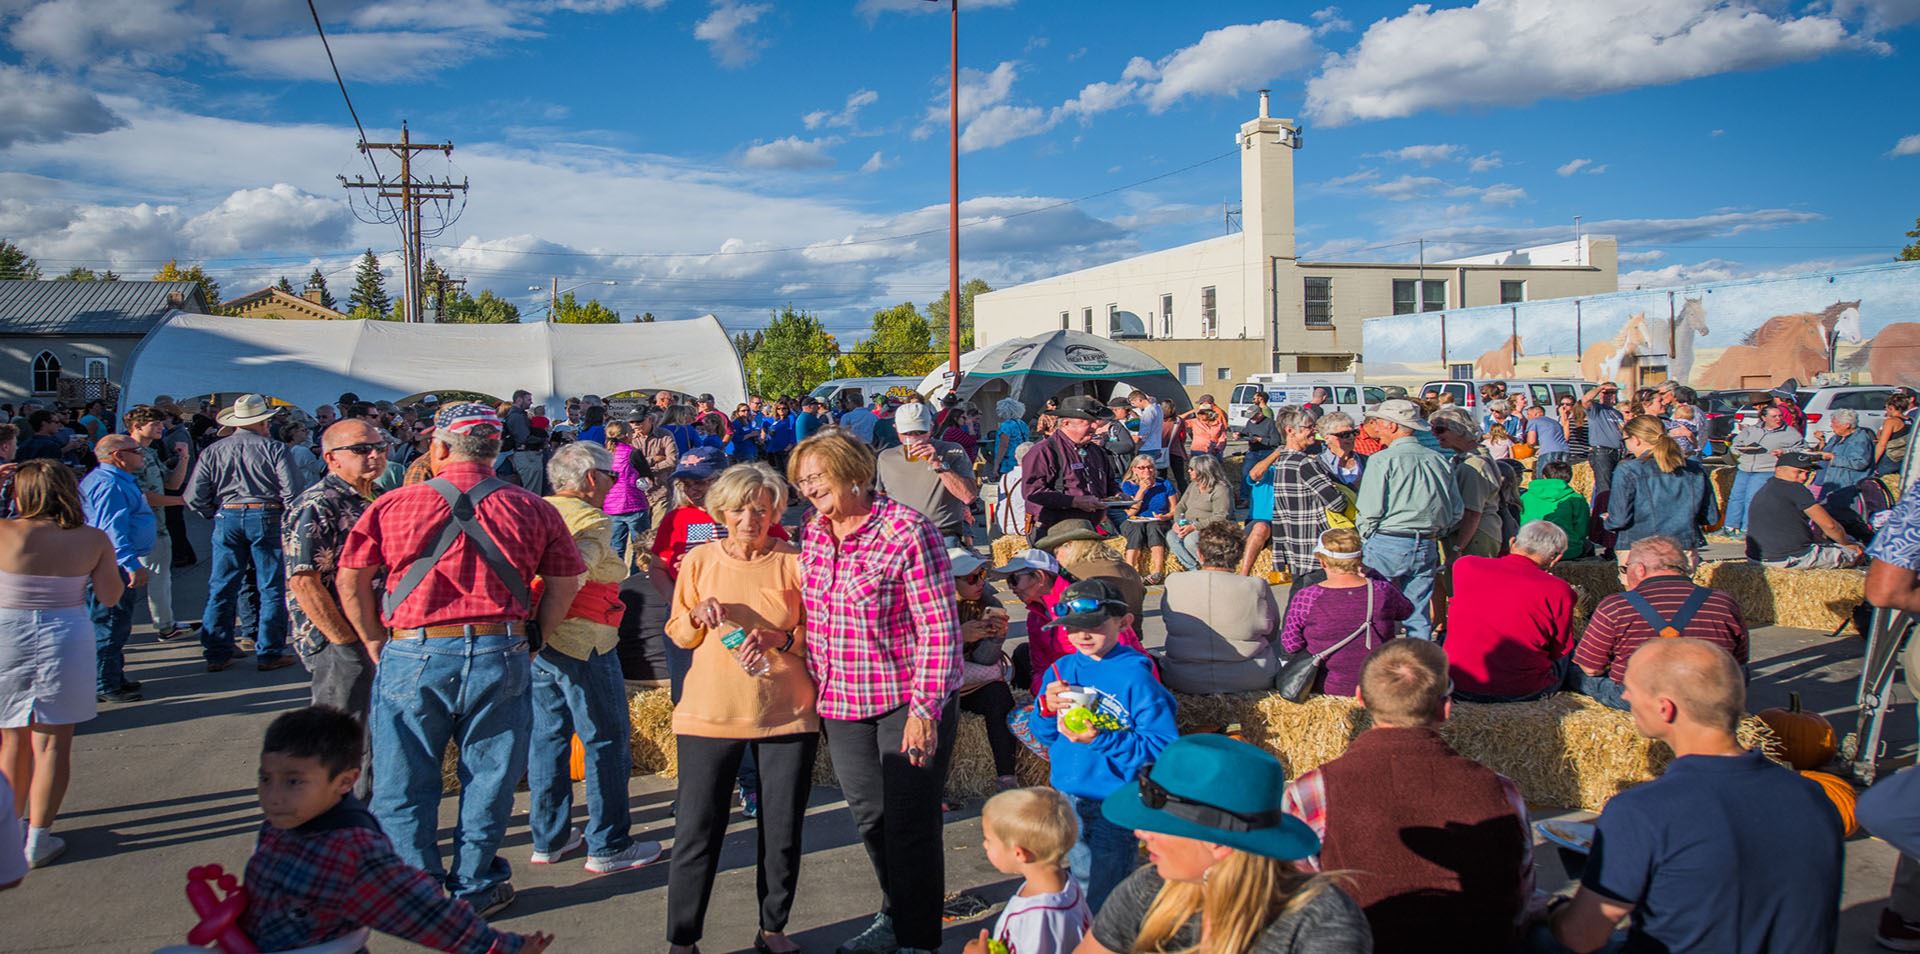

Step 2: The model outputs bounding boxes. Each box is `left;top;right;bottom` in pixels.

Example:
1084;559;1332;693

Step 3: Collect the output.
799;494;963;722
1574;575;1749;683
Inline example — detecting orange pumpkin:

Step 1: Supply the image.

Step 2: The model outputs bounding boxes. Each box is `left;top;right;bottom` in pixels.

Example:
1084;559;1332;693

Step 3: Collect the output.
1800;770;1859;837
569;734;586;782
1757;692;1837;770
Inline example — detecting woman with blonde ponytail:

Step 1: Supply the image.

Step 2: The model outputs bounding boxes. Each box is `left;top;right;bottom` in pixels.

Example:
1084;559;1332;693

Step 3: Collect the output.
1601;415;1719;566
1068;735;1369;954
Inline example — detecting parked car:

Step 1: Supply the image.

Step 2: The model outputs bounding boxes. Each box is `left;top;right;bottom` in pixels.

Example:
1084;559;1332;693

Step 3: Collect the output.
1227;374;1382;423
1701;389;1772;459
1419;378;1589;412
1734;386;1894;443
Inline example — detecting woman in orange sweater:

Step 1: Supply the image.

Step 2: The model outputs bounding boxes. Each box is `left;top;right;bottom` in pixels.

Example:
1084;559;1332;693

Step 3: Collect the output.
664;461;816;954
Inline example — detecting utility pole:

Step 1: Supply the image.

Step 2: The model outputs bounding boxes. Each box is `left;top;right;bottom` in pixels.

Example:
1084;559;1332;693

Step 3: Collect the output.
339;121;466;322
945;0;961;377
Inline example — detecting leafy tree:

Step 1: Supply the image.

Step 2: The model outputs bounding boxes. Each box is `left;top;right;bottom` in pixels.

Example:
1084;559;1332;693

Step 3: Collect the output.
276;275;296;294
348;249;391;318
637;311;656;323
442;289;520;324
0;240;39;281
740;305;839;398
152;259;221;308
552;291;620;324
1902;217;1920;262
928;277;992;354
56;266;118;281
841;302;940;378
305;268;337;310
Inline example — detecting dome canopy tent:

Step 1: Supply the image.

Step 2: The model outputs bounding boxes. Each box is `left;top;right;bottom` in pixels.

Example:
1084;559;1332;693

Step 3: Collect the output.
915;330;1193;415
120;312;747;414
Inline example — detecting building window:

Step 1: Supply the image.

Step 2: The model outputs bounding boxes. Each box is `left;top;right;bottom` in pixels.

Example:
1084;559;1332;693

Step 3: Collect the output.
30;352;60;393
1059;311;1069;330
1391;279;1448;315
1107;303;1118;335
1200;286;1217;337
83;357;109;379
1160;294;1173;337
1179;362;1203;386
1303;277;1332;327
1216;367;1233;381
1082;307;1093;333
1500;280;1526;304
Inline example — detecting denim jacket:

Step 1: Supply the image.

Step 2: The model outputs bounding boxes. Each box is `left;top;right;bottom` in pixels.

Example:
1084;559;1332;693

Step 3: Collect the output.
1604;454;1719;549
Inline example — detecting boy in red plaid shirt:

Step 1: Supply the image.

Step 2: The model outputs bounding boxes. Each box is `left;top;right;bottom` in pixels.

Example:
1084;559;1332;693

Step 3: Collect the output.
244;707;553;953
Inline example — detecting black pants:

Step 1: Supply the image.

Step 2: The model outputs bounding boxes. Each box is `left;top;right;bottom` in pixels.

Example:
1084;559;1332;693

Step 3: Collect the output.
667;732;819;945
164;503;195;564
824;699;958;950
958;683;1018;777
1588;446;1622;501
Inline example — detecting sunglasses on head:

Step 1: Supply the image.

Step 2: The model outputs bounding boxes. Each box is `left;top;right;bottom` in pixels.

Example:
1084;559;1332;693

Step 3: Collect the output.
1136;767;1281;832
1053;596;1124;619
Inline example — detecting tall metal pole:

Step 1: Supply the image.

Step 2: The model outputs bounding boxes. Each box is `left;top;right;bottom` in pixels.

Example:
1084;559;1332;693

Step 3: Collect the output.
399;123;414;323
946;0;961;377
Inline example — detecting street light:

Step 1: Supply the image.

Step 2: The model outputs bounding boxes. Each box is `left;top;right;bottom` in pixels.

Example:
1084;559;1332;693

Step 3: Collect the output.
531;279;617;321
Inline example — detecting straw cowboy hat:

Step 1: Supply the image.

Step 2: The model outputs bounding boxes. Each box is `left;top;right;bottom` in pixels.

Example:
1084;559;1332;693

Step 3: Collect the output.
216;393;277;427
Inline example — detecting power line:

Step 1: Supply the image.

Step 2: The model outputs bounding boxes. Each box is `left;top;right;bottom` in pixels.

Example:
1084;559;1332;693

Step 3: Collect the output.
304;0;404;236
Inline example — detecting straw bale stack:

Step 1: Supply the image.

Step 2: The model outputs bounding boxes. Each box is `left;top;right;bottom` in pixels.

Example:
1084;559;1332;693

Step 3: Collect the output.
1694;560;1864;630
990;533;1275;576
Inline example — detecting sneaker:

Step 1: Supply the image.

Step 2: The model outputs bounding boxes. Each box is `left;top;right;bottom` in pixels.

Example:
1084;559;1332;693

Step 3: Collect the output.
740;789;760;819
1879;909;1920;951
529;825;584;865
584;839;663;874
469;882;516;920
155;623;201;642
25;832;65;869
118;679;142;692
836;913;896;954
97;687;143;703
257;656;296;673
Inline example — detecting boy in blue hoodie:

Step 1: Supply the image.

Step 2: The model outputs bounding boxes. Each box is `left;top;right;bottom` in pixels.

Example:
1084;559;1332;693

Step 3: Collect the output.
1029;579;1177;910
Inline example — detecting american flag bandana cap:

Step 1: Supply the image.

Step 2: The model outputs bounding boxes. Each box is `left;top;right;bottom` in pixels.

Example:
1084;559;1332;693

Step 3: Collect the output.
434;402;502;435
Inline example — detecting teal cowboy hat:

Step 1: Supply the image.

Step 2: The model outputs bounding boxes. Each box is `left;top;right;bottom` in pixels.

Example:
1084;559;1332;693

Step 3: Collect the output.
1101;734;1319;862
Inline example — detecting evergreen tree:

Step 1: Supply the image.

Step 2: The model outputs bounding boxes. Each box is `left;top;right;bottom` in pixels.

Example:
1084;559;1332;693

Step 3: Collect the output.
929;277;992;353
276;276;295;294
57;266;98;281
740;306;839;397
442;289;519;324
305;268;337;310
0;240;40;281
638;311;656;323
842;302;940;377
552;291;620;324
348;250;390;317
152;259;221;308
1902;216;1920;262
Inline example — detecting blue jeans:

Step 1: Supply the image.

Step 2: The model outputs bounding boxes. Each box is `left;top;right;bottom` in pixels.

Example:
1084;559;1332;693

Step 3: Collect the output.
1067;794;1140;911
529;646;633;858
1725;469;1767;532
1361;533;1441;641
1572;670;1630;710
369;633;532;903
1166;529;1201;570
200;509;289;663
87;575;136;692
607;511;651;569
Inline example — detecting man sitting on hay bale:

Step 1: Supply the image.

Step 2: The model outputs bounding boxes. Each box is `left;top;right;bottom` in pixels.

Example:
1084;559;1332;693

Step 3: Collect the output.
1443;521;1577;704
1570;536;1749;711
1746;451;1867;570
1282;639;1533;953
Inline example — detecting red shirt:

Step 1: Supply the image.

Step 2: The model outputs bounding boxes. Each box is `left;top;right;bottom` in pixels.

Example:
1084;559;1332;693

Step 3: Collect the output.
1442;553;1576;697
339;461;585;628
650;504;789;582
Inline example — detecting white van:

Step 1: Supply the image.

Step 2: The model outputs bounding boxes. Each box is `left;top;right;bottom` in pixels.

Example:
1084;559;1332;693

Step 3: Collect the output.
1228;374;1383;424
1421;378;1589;412
808;376;923;410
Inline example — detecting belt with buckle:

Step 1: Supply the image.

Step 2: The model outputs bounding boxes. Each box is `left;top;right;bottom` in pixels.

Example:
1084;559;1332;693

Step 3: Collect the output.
397;622;520;640
221;502;283;510
1372;528;1440;539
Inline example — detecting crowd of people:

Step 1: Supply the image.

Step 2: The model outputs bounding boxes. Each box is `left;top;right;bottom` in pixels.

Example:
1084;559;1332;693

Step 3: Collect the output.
0;374;1915;954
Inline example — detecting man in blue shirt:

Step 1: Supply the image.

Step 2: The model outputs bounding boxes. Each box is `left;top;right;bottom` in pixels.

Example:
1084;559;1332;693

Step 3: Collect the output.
82;434;157;702
1581;383;1627;502
1541;638;1842;953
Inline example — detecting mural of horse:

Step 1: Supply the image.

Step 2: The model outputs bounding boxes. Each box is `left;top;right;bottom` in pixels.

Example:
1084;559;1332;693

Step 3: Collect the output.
1671;297;1709;385
1581;312;1649;389
1850;319;1920;385
1475;335;1523;379
1695;300;1864;390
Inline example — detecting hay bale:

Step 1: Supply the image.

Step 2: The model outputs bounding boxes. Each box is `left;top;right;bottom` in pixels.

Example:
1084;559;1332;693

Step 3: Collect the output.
1569;461;1594;498
628;687;677;776
991;534;1028;567
1693;561;1864;631
1552;559;1625;622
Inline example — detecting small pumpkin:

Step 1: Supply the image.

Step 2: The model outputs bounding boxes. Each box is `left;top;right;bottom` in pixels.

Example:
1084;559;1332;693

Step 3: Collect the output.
1757;692;1837;770
569;734;586;782
1800;770;1859;837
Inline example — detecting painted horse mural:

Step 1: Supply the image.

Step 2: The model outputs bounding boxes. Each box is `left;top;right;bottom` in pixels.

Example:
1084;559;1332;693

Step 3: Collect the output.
1851;319;1920;385
1670;297;1709;386
1695;300;1863;390
1475;335;1523;379
1581;312;1649;389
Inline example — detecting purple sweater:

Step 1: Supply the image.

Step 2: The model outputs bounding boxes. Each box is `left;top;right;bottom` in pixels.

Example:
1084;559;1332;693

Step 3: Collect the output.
604;442;649;516
1279;577;1413;697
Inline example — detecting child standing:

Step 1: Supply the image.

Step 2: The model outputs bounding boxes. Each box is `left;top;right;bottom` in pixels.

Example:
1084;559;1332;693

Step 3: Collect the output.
1484;424;1515;460
1027;579;1177;910
967;787;1090;954
245;707;552;953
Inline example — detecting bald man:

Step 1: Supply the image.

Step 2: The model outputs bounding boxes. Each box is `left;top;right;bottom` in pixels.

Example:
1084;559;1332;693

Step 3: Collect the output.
1542;639;1842;953
281;419;390;798
81;433;157;702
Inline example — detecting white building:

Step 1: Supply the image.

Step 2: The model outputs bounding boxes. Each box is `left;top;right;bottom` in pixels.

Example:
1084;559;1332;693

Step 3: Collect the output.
974;92;1620;403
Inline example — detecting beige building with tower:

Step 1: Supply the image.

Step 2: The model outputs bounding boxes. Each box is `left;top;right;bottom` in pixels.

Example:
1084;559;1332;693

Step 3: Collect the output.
973;92;1620;403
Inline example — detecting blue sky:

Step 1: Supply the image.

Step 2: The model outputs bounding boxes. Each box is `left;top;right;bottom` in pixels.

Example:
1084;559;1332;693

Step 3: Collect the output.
1;0;1916;339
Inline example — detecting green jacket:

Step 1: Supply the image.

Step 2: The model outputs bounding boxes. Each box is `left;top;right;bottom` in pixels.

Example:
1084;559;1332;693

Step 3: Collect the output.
1518;478;1589;560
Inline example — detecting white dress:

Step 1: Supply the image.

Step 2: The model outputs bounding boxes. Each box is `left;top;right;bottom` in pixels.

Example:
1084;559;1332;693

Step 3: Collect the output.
0;568;96;727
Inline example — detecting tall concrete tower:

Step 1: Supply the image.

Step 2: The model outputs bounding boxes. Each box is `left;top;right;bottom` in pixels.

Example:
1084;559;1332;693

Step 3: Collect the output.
1238;90;1299;346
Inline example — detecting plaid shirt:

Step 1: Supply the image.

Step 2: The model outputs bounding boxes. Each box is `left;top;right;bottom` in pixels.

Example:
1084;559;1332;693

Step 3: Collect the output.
1267;450;1346;574
338;461;585;628
282;474;375;657
799;494;962;722
243;796;523;954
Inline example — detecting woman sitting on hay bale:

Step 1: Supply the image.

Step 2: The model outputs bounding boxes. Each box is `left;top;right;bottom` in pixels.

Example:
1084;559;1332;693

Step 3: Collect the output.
1277;529;1412;698
1160;522;1280;694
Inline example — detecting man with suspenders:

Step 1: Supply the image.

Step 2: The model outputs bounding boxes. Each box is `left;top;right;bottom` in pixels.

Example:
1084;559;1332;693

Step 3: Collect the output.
338;403;587;918
1569;535;1750;710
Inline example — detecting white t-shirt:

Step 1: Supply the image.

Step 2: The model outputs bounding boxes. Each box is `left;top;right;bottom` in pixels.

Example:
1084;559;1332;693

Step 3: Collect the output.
1134;403;1165;455
992;878;1091;954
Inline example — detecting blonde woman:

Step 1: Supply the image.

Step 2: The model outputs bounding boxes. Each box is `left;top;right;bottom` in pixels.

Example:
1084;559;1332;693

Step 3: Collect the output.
1070;734;1369;954
1603;415;1717;565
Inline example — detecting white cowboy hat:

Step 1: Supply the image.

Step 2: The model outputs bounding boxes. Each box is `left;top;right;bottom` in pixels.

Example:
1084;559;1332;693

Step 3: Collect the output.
216;393;278;427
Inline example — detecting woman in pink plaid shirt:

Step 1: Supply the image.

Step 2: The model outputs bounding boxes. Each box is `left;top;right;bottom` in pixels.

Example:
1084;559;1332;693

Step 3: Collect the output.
788;431;963;954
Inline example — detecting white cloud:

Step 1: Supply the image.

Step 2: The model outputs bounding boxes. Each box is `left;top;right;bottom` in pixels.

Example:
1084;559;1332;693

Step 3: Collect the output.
1478;184;1527;206
1468;152;1503;172
1056;80;1135;122
208;30;495;82
1618;249;1668;263
1370;143;1462;165
960;105;1052;152
694;0;770;68
1892;133;1920;157
803;89;879;130
854;0;1015;17
738;135;839;170
1310;6;1352;36
1824;0;1920;34
1557;158;1607;176
1319;169;1380;188
7;0;210;67
1305;0;1875;126
1364;174;1526;205
181;184;354;256
1127;19;1318;113
0;66;126;148
859;151;887;174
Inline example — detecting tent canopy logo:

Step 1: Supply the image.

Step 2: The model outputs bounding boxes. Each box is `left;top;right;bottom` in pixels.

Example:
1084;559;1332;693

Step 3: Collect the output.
1000;344;1037;370
1065;344;1109;372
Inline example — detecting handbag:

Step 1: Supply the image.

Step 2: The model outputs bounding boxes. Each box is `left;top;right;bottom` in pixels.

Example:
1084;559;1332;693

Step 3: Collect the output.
1274;580;1375;703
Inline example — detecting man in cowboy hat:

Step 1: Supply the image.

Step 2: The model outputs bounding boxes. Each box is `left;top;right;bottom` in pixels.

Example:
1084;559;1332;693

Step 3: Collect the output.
1354;398;1461;641
1020;395;1119;542
186;393;304;672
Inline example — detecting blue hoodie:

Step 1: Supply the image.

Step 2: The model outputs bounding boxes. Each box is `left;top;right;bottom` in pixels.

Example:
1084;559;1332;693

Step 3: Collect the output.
1029;644;1177;800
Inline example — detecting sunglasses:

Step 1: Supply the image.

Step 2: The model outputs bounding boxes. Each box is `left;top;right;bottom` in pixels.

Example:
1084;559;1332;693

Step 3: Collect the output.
1324;430;1357;440
1136;767;1281;832
327;442;388;456
1053;596;1124;619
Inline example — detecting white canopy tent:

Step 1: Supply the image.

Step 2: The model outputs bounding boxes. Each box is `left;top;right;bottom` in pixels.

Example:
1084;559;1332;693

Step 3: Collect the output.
121;312;747;413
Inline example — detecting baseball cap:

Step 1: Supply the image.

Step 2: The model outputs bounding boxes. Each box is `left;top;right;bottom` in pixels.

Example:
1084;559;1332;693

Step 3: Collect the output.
433;402;502;436
990;548;1060;579
1052;578;1129;630
672;445;727;480
946;547;988;577
896;402;933;434
1778;450;1824;470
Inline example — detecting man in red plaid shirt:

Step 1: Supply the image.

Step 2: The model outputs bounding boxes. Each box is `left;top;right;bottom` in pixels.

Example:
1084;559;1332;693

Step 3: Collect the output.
338;403;585;919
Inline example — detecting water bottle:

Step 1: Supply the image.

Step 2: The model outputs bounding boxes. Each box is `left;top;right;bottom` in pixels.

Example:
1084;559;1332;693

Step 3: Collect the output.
720;627;772;677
